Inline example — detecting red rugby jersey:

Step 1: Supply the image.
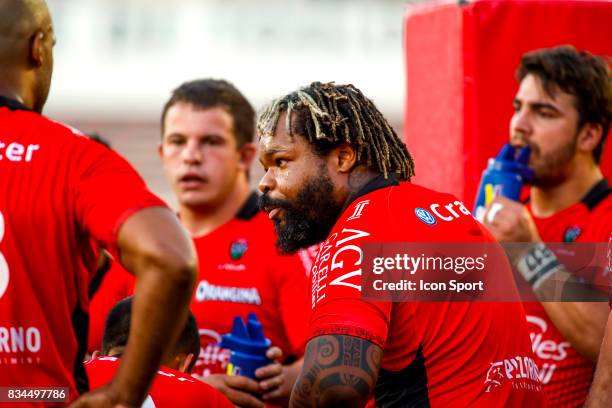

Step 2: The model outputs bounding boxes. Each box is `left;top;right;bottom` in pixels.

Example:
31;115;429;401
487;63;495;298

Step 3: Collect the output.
308;177;544;407
526;179;612;407
87;260;135;354
190;193;310;376
0;97;165;404
86;356;233;408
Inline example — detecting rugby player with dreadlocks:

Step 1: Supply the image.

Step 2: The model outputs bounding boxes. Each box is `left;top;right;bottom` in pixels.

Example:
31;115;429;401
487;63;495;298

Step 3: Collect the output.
257;82;545;407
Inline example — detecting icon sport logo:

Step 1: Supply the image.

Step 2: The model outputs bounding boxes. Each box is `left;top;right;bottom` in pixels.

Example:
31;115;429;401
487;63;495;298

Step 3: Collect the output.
414;208;437;225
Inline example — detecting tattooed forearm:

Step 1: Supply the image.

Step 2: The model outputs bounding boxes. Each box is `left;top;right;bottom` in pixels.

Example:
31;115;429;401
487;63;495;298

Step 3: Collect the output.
290;334;383;408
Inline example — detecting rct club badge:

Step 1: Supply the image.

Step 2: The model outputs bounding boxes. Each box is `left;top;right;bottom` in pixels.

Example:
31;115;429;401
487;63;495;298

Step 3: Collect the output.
563;225;582;243
230;239;248;260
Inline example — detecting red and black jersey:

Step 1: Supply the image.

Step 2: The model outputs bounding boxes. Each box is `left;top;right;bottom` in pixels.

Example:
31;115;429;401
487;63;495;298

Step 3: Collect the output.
0;97;165;404
308;177;544;407
86;357;233;408
190;193;311;376
526;179;612;407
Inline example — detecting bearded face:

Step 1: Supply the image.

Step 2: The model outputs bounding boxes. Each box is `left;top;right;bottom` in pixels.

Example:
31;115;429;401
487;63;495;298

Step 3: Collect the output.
510;74;583;188
259;166;343;253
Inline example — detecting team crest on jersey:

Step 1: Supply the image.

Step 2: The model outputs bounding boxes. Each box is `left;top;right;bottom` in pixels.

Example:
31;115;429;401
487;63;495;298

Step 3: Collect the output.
230;239;248;260
414;208;437;225
563;225;582;243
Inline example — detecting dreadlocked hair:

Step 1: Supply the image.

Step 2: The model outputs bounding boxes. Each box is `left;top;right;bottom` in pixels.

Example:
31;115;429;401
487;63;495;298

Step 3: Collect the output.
257;82;415;180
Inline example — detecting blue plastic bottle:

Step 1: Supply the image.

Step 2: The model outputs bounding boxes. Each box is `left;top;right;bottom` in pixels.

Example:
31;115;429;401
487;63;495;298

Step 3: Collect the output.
219;313;271;379
473;144;533;221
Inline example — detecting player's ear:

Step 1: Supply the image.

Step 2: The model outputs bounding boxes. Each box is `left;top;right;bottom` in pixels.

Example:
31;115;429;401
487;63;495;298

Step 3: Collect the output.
179;353;195;374
576;122;603;158
333;143;358;174
238;142;257;171
29;31;46;68
157;142;164;159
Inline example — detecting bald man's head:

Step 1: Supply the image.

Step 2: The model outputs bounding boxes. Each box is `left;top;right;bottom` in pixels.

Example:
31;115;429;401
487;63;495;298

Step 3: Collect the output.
0;0;54;113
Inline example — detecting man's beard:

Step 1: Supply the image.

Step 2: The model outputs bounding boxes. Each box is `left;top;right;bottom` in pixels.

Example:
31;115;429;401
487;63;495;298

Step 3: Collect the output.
530;137;577;188
259;170;343;254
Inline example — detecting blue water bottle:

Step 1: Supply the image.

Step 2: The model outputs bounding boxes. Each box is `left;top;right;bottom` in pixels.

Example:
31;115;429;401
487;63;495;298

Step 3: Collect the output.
473;144;533;222
219;313;271;379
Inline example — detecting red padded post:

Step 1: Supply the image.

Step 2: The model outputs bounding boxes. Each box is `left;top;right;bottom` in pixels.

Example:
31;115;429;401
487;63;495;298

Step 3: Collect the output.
404;0;612;207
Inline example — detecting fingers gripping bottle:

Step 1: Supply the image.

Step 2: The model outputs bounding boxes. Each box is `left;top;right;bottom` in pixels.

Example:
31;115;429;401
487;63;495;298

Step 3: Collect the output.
219;313;271;379
473;144;533;222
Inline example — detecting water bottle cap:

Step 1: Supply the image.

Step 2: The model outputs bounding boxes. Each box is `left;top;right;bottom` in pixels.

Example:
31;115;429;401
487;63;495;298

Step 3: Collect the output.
219;314;271;355
488;144;533;182
247;312;267;342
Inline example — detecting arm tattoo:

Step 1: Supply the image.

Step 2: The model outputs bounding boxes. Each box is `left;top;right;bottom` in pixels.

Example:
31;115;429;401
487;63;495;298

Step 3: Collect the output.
290;334;383;408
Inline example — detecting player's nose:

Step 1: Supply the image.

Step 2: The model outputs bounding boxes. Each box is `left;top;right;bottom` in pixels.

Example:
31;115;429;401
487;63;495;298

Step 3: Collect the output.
259;168;277;194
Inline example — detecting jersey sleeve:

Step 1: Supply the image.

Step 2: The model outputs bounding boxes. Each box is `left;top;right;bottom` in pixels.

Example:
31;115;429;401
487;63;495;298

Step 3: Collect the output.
579;211;612;243
195;382;234;408
72;139;166;255
273;249;310;357
308;201;392;348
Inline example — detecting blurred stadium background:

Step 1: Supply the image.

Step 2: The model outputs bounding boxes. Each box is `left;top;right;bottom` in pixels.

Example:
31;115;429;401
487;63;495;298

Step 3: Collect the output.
44;0;424;207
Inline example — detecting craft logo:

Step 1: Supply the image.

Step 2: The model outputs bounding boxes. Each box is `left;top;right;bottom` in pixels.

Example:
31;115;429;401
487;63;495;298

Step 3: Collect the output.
414;208;437;225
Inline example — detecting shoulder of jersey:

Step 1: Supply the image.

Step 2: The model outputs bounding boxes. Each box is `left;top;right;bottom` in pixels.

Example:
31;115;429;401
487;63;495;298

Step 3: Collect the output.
593;191;612;214
357;181;448;203
155;366;227;402
346;181;486;241
47;118;87;137
86;359;205;388
20;112;88;140
85;358;225;402
85;356;119;369
346;182;461;216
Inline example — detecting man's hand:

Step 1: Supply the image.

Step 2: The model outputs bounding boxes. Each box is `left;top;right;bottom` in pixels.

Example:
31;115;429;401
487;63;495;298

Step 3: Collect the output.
203;374;264;408
256;347;303;406
482;196;541;243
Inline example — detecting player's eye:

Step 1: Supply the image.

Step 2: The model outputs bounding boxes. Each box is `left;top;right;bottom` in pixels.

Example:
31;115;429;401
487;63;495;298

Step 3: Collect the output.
275;158;288;168
167;138;184;145
537;110;555;118
203;136;224;146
